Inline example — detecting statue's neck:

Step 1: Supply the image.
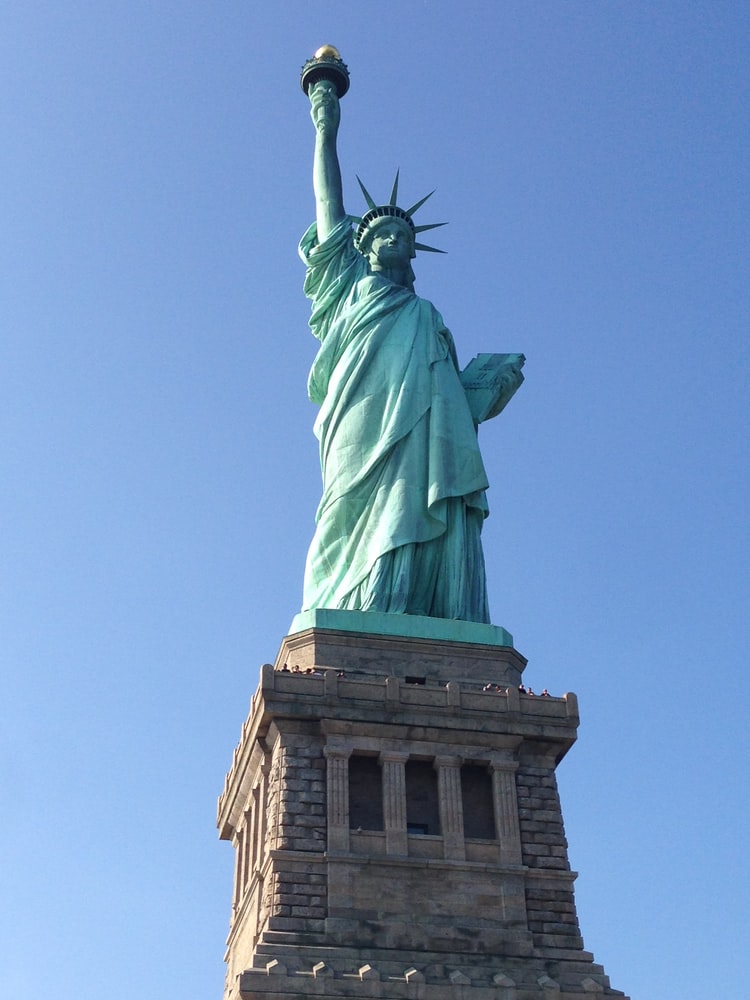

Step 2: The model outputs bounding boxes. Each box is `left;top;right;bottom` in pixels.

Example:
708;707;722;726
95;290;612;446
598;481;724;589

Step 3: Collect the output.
370;262;411;289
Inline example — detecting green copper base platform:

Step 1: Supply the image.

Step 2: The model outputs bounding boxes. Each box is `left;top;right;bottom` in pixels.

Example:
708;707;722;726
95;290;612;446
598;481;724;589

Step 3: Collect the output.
289;608;513;648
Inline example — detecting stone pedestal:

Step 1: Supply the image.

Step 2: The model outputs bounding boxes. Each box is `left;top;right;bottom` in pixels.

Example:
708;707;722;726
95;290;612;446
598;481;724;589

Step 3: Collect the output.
218;616;629;1000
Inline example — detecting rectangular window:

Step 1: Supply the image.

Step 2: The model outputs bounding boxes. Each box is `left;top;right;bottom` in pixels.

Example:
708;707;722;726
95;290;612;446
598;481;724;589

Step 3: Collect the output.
405;759;441;835
348;755;384;830
461;764;496;840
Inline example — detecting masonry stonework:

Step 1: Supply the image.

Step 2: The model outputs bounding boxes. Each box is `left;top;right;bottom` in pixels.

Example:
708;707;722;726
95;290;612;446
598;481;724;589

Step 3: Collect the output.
218;626;629;1000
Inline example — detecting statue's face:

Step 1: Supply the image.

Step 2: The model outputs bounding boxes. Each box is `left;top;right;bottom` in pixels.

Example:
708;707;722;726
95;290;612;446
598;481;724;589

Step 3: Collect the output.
366;220;414;269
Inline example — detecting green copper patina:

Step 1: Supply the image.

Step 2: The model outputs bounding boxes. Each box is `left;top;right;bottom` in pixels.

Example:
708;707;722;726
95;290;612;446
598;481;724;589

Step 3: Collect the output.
299;49;524;625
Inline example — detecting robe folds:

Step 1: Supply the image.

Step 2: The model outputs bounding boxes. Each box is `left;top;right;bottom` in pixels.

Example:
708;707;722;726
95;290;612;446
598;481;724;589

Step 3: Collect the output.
299;217;490;623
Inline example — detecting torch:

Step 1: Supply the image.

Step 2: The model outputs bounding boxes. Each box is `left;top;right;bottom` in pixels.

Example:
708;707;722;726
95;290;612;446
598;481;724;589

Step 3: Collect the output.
300;45;350;98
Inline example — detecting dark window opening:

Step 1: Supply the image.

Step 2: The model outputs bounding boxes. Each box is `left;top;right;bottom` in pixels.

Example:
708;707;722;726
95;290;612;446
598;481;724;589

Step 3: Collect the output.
405;676;426;685
461;764;496;839
348;755;384;830
405;759;441;835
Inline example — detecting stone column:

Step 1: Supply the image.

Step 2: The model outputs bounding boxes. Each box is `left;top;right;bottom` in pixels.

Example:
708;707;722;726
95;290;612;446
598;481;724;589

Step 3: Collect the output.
380;750;409;856
434;755;465;860
232;827;244;910
324;747;351;853
490;760;523;865
249;786;260;872
241;804;253;892
255;758;271;871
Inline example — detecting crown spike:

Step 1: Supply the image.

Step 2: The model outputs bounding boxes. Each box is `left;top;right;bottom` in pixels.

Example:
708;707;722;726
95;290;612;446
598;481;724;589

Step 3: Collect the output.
414;242;447;254
414;222;447;234
356;176;377;210
389;169;400;207
404;190;435;217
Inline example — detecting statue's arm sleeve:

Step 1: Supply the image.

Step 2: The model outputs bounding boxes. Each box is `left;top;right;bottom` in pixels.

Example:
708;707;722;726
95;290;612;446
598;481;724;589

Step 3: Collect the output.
299;217;365;339
440;324;461;370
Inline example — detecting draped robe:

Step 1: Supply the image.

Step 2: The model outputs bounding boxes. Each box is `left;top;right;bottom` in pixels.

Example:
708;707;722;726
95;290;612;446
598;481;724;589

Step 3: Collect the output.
299;217;491;623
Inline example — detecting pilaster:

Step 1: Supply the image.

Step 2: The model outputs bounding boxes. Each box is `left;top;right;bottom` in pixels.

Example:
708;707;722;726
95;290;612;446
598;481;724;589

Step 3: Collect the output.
435;755;465;860
379;750;409;856
490;760;523;866
324;746;351;853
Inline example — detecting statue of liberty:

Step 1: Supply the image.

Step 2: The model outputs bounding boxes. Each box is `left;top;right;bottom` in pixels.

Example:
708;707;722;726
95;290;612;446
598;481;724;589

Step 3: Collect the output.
298;48;524;624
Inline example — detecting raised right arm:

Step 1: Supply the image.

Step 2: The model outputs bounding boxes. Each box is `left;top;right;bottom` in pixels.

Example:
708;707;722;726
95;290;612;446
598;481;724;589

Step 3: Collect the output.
309;80;346;240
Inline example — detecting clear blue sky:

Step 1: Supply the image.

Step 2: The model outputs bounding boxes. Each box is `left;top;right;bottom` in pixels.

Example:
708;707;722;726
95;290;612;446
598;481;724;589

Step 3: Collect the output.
2;3;748;998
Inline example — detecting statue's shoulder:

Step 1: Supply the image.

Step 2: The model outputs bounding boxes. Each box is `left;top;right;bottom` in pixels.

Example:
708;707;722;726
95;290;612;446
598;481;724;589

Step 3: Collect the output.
299;216;357;265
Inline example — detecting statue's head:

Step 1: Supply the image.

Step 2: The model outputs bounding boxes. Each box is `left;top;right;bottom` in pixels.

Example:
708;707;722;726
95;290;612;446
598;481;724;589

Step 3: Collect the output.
356;206;416;256
359;216;417;289
358;215;416;261
353;173;447;283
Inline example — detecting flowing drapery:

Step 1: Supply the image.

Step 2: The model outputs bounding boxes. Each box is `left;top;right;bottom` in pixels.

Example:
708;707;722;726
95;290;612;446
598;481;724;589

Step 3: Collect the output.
299;217;490;622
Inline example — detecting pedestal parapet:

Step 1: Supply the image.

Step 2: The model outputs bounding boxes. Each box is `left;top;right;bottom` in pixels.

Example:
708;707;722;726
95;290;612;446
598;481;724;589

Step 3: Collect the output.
218;619;628;1000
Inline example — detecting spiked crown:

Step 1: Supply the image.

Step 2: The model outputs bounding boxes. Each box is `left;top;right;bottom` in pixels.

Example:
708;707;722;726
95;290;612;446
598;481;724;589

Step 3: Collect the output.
353;171;447;255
